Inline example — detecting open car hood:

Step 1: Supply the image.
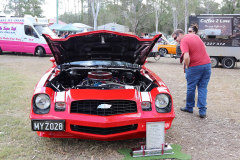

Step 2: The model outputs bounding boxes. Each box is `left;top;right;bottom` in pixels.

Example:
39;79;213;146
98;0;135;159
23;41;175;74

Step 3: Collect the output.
43;30;161;65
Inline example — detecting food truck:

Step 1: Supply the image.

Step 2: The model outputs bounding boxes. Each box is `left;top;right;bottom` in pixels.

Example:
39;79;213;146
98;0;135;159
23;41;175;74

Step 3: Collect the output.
189;14;240;69
0;15;56;56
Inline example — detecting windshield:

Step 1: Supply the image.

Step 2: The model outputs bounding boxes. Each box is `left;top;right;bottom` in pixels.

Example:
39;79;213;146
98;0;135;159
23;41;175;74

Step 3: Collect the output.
34;25;56;37
63;60;139;68
167;37;177;45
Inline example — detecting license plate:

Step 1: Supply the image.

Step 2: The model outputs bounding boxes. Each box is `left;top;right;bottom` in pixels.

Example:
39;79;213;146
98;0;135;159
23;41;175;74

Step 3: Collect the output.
31;120;65;131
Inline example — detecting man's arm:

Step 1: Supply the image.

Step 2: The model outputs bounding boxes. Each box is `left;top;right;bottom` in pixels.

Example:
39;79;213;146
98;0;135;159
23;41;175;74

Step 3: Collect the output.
183;52;190;68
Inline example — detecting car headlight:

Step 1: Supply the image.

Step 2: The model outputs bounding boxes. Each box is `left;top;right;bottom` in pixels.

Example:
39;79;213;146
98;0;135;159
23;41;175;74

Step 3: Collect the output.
35;94;51;109
155;94;170;109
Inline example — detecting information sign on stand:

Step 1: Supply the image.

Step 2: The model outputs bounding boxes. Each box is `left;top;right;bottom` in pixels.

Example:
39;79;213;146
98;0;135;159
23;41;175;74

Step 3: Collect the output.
146;122;165;150
131;122;173;157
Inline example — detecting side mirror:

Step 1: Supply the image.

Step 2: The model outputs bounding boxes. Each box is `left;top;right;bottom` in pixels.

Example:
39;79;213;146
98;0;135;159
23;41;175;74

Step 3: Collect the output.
50;57;55;65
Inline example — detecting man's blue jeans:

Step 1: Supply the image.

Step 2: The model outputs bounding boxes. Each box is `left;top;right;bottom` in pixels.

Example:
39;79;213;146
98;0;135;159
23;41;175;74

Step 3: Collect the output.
185;63;211;115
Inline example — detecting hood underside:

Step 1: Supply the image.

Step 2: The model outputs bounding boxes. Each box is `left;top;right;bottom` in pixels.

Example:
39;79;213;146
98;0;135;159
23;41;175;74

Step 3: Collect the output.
43;30;161;65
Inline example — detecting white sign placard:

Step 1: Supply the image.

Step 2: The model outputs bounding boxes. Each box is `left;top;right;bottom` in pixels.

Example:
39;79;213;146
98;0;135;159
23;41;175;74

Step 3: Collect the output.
146;122;165;150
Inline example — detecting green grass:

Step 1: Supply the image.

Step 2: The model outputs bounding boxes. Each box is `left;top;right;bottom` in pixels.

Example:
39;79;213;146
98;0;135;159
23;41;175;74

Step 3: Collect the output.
0;67;36;159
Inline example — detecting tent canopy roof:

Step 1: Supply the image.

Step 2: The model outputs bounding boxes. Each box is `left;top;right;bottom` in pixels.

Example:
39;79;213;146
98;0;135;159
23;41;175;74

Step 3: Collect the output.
98;23;128;28
72;23;93;29
49;23;66;30
56;23;81;32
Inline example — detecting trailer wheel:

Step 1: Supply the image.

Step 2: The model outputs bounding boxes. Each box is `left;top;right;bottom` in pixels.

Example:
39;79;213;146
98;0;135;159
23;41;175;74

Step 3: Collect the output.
159;48;168;56
35;47;44;57
222;57;235;69
210;57;219;68
154;52;161;61
0;47;2;55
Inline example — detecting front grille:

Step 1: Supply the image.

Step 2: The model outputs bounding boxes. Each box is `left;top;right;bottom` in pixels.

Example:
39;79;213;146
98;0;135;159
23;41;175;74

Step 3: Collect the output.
70;100;137;116
70;124;138;135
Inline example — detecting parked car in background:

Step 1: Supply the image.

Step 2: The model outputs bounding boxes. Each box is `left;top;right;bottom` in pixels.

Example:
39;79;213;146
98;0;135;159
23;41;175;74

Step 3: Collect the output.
30;30;175;141
158;35;178;57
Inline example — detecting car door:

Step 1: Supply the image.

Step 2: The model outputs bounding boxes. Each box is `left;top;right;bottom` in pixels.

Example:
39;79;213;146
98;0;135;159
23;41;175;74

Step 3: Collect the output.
22;25;39;53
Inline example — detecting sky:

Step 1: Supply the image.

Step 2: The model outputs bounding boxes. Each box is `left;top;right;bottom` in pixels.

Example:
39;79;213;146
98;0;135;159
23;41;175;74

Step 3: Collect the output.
41;1;66;19
41;0;223;19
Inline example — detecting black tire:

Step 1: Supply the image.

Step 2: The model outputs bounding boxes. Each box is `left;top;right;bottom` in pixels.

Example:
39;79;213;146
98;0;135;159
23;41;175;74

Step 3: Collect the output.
159;48;168;56
222;57;235;69
154;52;161;61
0;47;2;55
35;47;44;57
210;57;219;68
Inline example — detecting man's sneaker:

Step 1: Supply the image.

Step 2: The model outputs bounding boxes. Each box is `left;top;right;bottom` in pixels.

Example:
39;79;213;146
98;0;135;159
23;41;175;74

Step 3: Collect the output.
199;114;206;118
180;107;193;113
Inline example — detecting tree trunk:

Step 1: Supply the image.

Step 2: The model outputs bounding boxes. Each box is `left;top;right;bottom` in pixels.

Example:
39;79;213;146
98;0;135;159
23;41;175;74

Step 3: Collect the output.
155;5;158;33
81;0;83;21
67;0;69;12
91;0;100;31
185;0;188;33
65;0;66;13
74;0;76;16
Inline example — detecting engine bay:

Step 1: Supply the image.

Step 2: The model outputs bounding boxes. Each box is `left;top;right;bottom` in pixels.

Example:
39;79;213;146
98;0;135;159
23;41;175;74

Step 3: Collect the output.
46;67;158;92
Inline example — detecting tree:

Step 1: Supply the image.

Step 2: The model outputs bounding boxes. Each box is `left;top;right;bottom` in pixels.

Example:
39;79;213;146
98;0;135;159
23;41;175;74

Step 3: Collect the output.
149;0;166;33
7;0;45;17
168;0;184;31
118;0;152;34
29;0;45;17
7;0;25;16
0;0;10;14
202;0;220;14
221;0;240;14
91;0;101;30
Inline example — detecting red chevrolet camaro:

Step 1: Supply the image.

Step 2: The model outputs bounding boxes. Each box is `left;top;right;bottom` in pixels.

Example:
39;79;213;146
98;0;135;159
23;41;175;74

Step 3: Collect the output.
29;30;175;141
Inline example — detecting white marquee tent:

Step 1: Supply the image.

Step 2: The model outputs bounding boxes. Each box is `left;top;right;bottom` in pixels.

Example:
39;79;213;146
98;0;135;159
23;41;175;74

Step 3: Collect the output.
97;23;129;33
72;23;93;32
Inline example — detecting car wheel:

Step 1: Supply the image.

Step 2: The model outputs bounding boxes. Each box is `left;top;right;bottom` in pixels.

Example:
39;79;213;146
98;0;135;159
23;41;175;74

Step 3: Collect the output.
154;52;161;61
159;48;168;56
0;47;2;55
210;57;219;68
222;57;235;69
35;47;44;57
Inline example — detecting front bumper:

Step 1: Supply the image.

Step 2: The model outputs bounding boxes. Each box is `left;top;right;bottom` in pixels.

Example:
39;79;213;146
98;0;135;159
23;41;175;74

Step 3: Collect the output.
30;113;174;141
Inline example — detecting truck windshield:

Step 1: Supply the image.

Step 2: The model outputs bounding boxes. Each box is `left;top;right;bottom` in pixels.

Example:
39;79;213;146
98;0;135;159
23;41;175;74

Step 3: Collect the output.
34;25;56;37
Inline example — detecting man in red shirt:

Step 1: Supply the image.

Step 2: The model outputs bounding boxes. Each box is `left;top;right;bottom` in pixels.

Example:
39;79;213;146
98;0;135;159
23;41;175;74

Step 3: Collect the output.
172;29;211;118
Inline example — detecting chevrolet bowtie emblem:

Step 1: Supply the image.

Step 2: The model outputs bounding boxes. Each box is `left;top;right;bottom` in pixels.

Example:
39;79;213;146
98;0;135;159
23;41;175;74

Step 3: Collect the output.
97;104;112;109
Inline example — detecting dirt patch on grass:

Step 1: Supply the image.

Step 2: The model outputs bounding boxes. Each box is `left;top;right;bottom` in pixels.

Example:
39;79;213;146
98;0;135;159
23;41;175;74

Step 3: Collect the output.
0;53;240;160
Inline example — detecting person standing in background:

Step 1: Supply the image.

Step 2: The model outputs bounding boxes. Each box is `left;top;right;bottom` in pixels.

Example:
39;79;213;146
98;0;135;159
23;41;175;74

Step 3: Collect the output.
172;29;211;118
52;29;57;35
188;24;198;34
62;31;69;38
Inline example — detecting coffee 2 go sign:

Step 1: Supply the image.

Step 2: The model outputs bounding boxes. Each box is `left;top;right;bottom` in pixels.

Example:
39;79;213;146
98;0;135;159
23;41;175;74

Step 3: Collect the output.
198;18;232;35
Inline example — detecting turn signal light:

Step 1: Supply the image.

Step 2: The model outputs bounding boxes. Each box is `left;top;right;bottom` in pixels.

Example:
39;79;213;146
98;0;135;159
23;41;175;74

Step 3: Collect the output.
55;102;66;111
141;102;151;109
